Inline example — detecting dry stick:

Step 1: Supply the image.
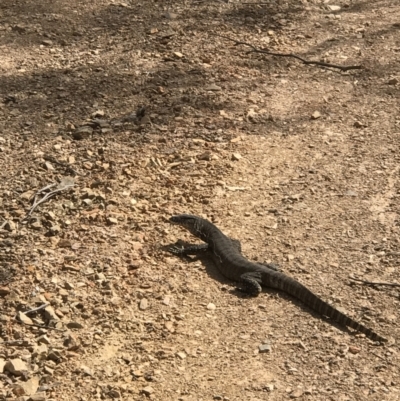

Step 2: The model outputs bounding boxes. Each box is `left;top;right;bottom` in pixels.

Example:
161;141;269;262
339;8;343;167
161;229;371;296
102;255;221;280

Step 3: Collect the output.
24;303;49;315
23;183;74;221
350;275;400;288
212;33;363;71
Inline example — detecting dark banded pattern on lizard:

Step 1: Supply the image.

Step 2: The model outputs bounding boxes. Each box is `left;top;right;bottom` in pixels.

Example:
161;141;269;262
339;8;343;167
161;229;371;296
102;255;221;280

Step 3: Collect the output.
168;214;386;343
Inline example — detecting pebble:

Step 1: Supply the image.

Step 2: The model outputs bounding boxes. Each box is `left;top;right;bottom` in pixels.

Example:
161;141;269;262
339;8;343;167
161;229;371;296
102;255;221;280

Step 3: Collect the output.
258;343;272;353
19;377;39;396
164;11;177;19
311;111;321;119
66;321;84;329
348;346;361;354
207;303;216;310
142;386;154;396
17;311;33;325
81;365;93;376
44;305;59;321
108;389;121;398
344;190;358;197
176;351;186;360
290;389;304;398
0;358;6;372
29;393;47;401
205;84;222;91
231;153;242;161
37;335;51;345
327;5;341;11
5;358;28;376
107;217;118;225
139;298;149;310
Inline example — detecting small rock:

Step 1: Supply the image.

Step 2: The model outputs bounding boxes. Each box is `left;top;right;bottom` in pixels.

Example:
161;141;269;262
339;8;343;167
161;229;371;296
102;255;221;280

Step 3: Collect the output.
164;321;174;332
344;190;358;197
5;358;28;376
43;365;54;375
4;220;16;231
388;78;398;85
141;386;154;396
164;11;177;19
47;350;62;362
311;111;321;119
58;239;72;248
258;343;272;353
290;389;304;398
45;161;54;171
28;392;47;401
66;321;84;329
19;377;39;396
42;39;53;46
30;221;42;230
33;344;48;359
0;286;11;296
72;126;92;140
37;335;51;345
176;351;186;360
17;311;33;325
107;217;118;225
0;358;6;372
353;121;365;128
327;5;341;11
44;305;60;321
198;151;212;161
174;51;183;58
81;365;93;376
108;389;121;398
207;303;216;310
348;346;361;354
139;298;149;310
205;84;222;91
231;153;242;161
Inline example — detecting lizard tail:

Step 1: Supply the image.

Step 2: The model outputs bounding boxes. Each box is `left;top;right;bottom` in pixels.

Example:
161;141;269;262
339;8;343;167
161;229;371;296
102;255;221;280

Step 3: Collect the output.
265;272;386;342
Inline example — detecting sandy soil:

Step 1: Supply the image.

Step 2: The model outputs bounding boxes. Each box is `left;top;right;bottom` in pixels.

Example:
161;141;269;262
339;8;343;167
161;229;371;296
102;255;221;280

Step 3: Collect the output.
0;0;399;400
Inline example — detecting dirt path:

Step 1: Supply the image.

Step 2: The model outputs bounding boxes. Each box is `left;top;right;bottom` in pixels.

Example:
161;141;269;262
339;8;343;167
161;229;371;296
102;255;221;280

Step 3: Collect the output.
0;0;399;400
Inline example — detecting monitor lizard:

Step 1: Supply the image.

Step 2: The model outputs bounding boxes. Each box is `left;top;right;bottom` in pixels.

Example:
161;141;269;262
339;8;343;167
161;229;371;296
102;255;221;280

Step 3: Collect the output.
168;214;386;343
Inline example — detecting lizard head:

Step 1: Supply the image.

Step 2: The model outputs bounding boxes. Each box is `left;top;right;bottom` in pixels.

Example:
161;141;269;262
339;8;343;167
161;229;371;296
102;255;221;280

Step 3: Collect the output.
169;214;201;236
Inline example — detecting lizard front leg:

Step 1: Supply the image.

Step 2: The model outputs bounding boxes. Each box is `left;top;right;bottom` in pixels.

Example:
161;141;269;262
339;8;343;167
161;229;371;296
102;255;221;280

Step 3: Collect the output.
168;242;209;256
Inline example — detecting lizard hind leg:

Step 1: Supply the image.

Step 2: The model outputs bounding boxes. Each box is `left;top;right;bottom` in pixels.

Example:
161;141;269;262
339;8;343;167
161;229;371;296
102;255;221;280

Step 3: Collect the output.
238;272;263;296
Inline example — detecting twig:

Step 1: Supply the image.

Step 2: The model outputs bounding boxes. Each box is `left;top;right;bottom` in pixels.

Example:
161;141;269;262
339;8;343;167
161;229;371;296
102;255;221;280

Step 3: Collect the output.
22;179;75;221
212;33;363;71
24;303;49;315
349;275;400;288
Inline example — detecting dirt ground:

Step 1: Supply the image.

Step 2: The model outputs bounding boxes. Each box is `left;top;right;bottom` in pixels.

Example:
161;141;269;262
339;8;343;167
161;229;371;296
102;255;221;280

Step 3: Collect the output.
0;0;399;400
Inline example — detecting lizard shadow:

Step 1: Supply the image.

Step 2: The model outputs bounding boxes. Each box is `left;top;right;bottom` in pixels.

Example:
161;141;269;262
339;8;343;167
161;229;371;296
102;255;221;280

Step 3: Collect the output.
164;241;364;339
